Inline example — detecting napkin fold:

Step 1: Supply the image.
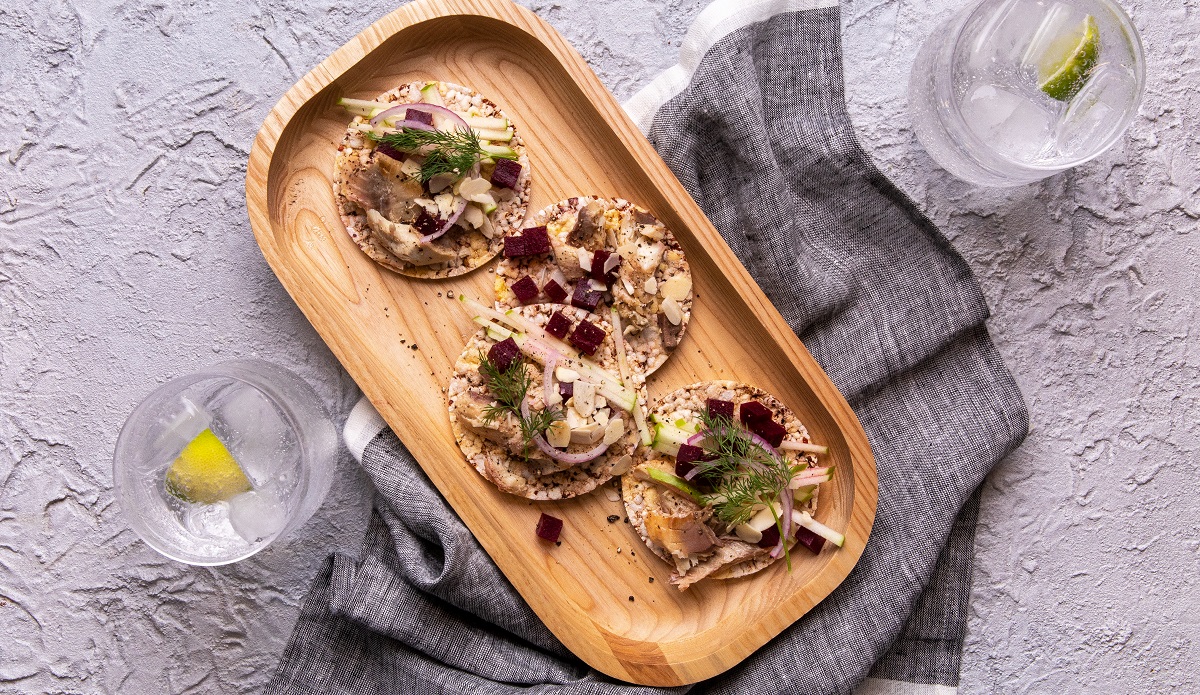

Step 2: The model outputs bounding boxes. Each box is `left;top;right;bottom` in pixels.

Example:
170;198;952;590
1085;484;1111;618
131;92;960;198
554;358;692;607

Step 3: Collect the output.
268;1;1028;693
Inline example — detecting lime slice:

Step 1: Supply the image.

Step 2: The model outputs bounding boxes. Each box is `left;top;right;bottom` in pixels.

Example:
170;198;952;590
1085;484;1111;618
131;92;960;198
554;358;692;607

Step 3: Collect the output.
165;428;252;504
1038;15;1100;101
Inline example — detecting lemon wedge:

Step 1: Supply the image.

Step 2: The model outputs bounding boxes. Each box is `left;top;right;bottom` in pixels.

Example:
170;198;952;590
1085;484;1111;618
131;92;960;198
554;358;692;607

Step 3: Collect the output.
165;429;252;504
1038;15;1100;101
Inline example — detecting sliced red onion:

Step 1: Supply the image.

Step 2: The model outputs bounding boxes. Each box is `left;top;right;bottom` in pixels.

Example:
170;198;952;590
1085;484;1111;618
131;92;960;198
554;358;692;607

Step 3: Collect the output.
369;104;438;131
402;102;470;132
522;397;610;464
687;423;780;457
685;431;707;447
420;198;467;243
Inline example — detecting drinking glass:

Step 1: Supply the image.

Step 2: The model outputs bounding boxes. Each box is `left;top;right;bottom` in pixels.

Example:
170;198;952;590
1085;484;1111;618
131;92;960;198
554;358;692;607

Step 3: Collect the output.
113;359;339;565
908;0;1145;186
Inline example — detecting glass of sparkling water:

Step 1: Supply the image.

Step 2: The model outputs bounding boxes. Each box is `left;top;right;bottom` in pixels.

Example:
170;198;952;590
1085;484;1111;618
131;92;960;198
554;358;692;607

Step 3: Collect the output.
114;359;339;565
908;0;1145;186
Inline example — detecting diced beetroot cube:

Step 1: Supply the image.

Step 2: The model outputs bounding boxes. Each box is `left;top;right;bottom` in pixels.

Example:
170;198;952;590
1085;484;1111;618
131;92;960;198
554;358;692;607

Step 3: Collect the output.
413;210;441;237
749;418;787;448
510;275;539;304
568;320;605;355
675;459;696;479
706;399;735;421
590;249;616;280
404;108;435;126
521;226;551;255
543;279;568;303
739;401;773;426
558;382;573;400
487;337;521;372
756;524;780;549
374;143;405;161
545;310;573;339
676;444;710;466
502;235;526;258
536;513;562;542
570;281;602;312
795;525;826;554
490;158;522;189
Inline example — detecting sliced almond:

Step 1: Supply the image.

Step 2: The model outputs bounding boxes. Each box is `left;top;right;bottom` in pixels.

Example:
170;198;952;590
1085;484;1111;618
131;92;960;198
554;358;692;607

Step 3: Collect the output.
572;381;596;417
662;297;682;325
594;408;610;427
638;224;665;241
546;421;571;448
659;275;692;301
577;247;593;272
458;176;491;199
571;423;603;444
587;278;607;292
602;416;625;446
399;157;422;179
735;524;763;544
429;174;456;194
610;454;634;476
566;407;586;429
555;366;580;383
643;277;658;295
462;204;484;229
622;278;635;295
603;253;621;274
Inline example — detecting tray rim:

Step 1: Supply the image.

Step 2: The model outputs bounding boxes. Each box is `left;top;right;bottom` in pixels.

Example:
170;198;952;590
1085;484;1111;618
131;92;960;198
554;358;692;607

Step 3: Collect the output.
245;0;879;684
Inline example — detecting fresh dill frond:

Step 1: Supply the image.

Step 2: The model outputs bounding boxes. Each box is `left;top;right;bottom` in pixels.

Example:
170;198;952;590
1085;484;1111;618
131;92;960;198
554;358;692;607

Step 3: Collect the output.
696;411;799;529
373;127;487;182
477;350;562;456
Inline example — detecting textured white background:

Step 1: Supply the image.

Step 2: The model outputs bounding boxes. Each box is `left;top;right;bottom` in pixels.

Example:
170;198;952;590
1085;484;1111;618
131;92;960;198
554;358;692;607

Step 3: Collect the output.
1;0;1196;692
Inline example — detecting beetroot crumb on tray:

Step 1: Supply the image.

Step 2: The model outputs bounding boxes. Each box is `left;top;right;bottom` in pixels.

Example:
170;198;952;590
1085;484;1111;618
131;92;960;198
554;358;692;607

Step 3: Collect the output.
487;337;521;372
490;158;523;189
568;319;605;355
536;513;563;542
543;279;568;304
739;401;773;426
510;275;540;303
570;281;603;312
706;399;735;421
795;524;826;554
749;418;787;447
545;310;573;339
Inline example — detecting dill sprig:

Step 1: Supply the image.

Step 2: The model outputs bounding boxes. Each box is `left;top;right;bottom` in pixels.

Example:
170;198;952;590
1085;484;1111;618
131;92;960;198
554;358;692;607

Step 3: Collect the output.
696;412;800;529
477;351;562;456
372;127;486;182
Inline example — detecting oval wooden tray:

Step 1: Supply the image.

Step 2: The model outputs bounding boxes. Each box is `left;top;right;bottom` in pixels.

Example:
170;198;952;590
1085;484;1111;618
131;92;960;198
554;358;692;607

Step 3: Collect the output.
246;0;877;685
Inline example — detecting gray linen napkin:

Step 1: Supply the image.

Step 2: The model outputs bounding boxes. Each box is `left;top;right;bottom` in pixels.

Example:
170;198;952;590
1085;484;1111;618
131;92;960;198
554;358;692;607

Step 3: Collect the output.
267;1;1028;693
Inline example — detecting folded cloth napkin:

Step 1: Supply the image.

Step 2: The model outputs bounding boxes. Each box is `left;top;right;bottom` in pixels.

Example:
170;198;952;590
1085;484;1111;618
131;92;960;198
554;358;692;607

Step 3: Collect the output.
267;1;1028;693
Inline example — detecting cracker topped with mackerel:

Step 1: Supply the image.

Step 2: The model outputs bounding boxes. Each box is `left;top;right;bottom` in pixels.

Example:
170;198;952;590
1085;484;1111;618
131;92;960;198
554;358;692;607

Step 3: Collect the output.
622;381;843;590
449;303;645;500
495;197;692;377
333;80;531;278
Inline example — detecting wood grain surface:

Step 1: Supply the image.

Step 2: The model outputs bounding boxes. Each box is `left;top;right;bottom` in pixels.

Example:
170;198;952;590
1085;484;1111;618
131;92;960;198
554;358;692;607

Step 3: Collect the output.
245;0;878;685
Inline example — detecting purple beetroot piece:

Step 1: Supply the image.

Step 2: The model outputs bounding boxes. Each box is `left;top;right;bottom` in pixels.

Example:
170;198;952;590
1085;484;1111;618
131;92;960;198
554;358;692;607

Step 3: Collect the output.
676;444;711;466
568;319;605;355
502;235;526;258
490;158;522;189
510;276;540;303
413;210;441;238
739;401;773;427
705;399;735;421
558;382;574;400
590;249;618;280
795;525;826;554
756;524;781;549
675;458;697;479
749;418;787;448
374;143;405;161
487;337;521;372
521;226;551;255
543;279;568;304
570;281;603;312
536;513;563;543
545;310;573;339
404;108;435;126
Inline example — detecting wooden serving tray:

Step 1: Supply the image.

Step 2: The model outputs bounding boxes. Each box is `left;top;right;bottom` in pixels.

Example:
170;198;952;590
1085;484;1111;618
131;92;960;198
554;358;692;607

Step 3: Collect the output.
246;0;877;685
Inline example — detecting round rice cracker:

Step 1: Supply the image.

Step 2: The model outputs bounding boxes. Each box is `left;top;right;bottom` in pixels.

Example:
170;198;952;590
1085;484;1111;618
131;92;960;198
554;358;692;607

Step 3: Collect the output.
621;380;820;583
448;304;643;500
332;80;531;279
494;197;692;379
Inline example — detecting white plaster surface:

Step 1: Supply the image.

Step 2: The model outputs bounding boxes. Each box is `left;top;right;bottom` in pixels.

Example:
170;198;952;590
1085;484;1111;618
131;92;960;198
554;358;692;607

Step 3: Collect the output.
0;0;1195;692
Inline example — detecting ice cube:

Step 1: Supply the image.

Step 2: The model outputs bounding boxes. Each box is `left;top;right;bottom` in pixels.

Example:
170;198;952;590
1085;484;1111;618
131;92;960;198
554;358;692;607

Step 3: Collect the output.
227;490;287;544
210;385;290;487
1054;64;1136;158
961;83;1055;163
1020;2;1087;74
182;499;235;540
968;0;1047;74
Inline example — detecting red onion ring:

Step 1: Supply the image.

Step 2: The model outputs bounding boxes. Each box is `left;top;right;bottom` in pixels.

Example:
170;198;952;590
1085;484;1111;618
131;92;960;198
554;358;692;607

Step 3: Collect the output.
542;352;561;410
521;397;611;464
419;198;467;243
401;102;470;132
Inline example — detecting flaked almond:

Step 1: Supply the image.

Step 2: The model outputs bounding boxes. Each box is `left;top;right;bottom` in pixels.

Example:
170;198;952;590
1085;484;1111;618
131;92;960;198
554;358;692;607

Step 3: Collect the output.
555;366;580;383
735;524;763;544
572;381;596;417
643;277;658;295
594;408;610;427
622;278;635;295
660;275;692;301
603;416;625;446
610;454;633;476
638;224;665;240
546;421;571;448
571;423;603;444
577;247;593;272
662;297;682;325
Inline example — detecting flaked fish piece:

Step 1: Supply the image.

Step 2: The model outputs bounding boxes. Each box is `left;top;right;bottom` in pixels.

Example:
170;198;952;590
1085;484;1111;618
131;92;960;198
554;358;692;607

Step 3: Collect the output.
344;153;424;224
365;209;455;267
672;541;768;590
